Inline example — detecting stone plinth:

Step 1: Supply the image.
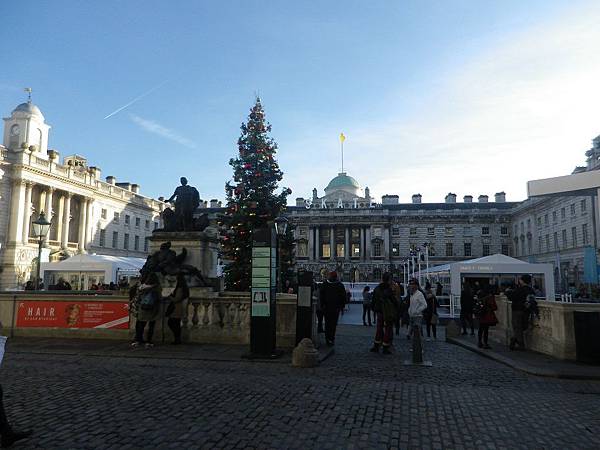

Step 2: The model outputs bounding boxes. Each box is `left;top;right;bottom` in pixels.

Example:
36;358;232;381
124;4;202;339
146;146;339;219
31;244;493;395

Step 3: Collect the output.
150;229;220;280
292;338;319;367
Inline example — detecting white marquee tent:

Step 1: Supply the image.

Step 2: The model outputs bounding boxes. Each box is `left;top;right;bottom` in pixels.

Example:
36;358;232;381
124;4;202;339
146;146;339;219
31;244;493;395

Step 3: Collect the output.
419;253;555;301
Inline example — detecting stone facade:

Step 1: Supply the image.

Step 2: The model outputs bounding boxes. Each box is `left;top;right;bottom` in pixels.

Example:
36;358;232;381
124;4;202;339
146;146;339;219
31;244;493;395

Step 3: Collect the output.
0;100;164;289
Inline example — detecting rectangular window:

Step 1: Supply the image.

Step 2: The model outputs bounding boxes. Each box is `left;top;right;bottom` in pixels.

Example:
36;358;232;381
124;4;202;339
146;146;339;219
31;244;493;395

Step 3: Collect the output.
351;243;360;257
144;237;149;252
125;215;130;225
581;199;587;213
409;227;417;236
392;227;400;237
553;232;558;250
464;243;471;257
134;235;139;251
113;212;120;223
427;227;435;236
572;227;577;246
583;224;588;244
571;204;576;215
373;241;382;257
101;209;107;219
537;217;542;227
562;229;567;248
527;238;532;254
482;244;490;256
154;221;159;230
561;208;566;220
336;243;345;258
145;220;150;230
135;217;140;227
445;242;453;257
392;243;400;257
124;233;129;250
520;222;525;233
552;211;557;223
445;227;453;235
500;226;508;235
482;226;489;236
527;219;531;229
322;244;330;258
544;214;548;226
99;229;106;247
501;244;509;255
112;231;118;248
545;234;550;251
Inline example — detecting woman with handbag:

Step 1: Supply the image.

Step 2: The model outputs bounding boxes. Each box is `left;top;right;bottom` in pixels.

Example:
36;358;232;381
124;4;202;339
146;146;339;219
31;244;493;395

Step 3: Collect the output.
423;282;439;340
476;288;498;349
132;272;161;348
166;273;189;345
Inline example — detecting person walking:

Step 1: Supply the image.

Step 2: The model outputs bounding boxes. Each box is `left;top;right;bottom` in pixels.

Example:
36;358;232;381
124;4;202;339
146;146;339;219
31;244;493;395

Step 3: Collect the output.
506;274;535;350
362;286;373;326
460;284;475;336
166;273;189;345
423;282;439;340
476;288;498;349
314;282;324;333
319;272;346;346
370;273;398;354
407;278;427;339
132;272;162;348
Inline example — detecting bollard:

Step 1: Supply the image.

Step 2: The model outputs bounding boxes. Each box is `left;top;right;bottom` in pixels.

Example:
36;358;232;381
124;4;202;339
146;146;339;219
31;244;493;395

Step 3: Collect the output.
403;316;432;366
292;338;319;368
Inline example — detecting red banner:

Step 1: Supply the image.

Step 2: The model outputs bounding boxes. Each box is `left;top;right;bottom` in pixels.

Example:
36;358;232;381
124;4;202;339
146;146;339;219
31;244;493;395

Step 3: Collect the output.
16;301;130;329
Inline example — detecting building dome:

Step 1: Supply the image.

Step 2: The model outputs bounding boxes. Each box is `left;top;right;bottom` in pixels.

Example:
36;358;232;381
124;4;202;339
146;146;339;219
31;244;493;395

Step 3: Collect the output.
12;102;44;120
324;172;361;196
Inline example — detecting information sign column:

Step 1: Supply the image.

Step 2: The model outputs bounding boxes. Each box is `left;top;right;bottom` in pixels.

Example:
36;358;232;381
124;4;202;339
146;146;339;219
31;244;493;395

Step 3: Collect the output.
295;270;314;345
248;227;279;358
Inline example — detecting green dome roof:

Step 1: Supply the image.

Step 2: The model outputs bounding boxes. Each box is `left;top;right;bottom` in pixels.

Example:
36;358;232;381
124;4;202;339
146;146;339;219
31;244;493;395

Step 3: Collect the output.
325;173;360;192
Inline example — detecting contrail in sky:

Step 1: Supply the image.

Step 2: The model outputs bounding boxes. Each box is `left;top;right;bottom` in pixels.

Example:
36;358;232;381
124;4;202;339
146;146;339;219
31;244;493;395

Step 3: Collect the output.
103;80;168;119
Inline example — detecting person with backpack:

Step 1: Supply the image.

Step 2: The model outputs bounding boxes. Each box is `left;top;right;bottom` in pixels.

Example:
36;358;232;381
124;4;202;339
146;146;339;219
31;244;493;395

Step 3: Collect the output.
166;272;189;345
319;272;346;346
506;274;535;350
362;286;373;326
423;282;439;340
132;272;162;348
475;287;498;349
370;273;398;354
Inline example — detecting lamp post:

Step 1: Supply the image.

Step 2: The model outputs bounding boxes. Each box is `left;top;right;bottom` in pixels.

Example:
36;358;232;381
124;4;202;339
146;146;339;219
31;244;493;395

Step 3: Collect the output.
422;242;430;285
274;215;289;293
32;211;52;290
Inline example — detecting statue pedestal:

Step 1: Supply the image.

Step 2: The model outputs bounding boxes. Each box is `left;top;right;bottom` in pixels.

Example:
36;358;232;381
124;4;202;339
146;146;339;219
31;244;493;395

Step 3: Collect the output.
149;229;220;287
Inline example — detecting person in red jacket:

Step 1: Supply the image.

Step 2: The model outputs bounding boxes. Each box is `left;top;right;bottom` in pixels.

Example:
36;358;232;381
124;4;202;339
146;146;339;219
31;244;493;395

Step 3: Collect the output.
476;287;498;349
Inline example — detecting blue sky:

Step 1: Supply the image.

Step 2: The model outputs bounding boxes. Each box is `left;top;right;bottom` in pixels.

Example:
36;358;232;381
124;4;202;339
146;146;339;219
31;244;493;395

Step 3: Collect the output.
2;1;600;203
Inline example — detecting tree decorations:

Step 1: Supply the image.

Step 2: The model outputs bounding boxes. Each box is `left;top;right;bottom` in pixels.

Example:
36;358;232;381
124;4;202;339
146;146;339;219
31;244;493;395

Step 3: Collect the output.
219;97;293;291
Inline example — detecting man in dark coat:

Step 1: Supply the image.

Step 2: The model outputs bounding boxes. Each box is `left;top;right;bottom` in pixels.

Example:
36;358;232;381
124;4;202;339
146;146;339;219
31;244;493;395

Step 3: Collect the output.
319;271;346;346
506;274;535;350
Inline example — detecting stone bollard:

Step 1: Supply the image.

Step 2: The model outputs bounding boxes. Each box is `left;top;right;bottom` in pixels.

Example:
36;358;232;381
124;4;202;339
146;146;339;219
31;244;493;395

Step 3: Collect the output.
292;338;319;368
445;319;462;340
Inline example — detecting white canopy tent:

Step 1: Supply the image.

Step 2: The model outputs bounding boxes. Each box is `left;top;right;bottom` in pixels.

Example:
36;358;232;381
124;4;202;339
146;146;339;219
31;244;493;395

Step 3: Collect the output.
419;253;555;301
41;254;145;290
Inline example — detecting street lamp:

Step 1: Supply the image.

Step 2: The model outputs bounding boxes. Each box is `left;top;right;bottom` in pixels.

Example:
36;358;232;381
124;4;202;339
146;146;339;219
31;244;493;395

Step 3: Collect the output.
274;215;289;293
32;211;52;290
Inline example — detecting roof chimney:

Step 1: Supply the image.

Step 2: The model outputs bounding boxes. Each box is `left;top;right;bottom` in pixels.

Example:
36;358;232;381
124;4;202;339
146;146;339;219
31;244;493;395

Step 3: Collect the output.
412;194;422;204
131;184;140;194
445;193;457;203
494;191;506;203
106;176;116;185
296;197;305;207
210;199;219;208
478;195;489;203
382;195;399;205
463;195;473;203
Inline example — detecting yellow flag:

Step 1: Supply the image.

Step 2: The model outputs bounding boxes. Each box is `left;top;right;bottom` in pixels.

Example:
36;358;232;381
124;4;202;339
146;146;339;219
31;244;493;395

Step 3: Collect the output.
340;132;346;143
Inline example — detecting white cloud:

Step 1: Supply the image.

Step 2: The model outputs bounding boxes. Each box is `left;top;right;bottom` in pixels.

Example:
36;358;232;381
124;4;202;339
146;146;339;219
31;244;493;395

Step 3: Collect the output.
129;114;196;149
283;4;600;204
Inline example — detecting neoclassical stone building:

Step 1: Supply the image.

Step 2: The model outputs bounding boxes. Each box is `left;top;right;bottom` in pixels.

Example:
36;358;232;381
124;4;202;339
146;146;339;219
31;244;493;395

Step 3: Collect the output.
0;99;164;289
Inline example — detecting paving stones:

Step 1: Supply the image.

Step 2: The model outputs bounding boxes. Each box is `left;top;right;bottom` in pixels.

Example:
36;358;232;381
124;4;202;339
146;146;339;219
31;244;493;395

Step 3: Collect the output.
0;325;599;449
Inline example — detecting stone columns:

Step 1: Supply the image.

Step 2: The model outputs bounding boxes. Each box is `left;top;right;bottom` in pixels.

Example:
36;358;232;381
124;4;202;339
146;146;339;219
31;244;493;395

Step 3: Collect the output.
360;227;365;261
85;199;94;249
21;182;34;244
78;197;87;252
366;227;372;258
61;193;72;248
8;180;26;244
383;226;390;259
56;194;64;245
44;187;54;218
308;227;314;262
344;227;350;261
314;227;320;260
329;226;335;261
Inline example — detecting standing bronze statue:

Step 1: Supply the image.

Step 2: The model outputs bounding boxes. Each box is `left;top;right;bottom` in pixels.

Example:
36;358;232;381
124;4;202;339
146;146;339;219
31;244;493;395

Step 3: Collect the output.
166;177;200;231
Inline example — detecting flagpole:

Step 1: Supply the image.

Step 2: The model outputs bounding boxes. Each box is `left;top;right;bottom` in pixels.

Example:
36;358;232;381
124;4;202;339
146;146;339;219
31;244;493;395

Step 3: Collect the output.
341;139;344;173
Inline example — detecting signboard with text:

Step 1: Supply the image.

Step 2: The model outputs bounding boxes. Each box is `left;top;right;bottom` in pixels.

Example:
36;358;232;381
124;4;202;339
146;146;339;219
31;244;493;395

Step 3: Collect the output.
251;246;275;317
16;301;130;329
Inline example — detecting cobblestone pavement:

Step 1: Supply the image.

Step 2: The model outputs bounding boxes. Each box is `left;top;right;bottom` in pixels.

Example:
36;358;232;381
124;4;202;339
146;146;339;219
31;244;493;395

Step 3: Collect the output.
2;325;600;449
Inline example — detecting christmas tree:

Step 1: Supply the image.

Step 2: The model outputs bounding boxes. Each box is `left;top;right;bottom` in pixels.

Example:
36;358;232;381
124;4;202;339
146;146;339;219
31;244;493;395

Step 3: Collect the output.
220;97;292;291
